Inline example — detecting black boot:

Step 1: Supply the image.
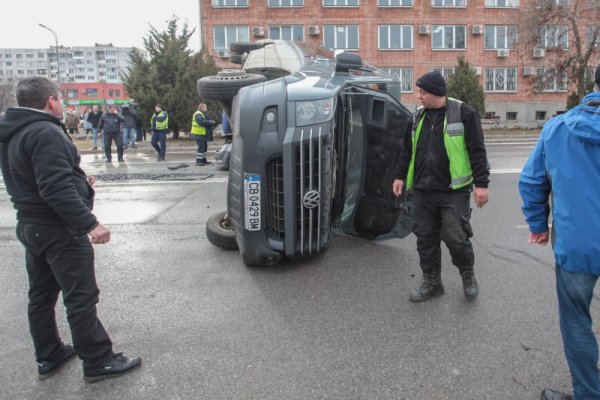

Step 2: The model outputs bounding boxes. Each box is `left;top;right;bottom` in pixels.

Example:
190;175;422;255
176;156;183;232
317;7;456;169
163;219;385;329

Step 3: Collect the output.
540;388;572;400
460;269;479;300
83;352;141;383
409;272;444;302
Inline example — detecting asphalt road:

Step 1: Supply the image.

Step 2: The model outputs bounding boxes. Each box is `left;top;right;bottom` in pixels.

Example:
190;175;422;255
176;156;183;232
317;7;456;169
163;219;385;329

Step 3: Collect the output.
0;138;594;400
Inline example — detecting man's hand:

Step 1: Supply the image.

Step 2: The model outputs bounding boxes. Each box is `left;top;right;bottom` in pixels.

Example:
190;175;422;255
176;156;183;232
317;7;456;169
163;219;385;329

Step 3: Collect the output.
88;224;110;244
473;187;489;208
529;232;549;245
87;176;96;186
392;179;404;197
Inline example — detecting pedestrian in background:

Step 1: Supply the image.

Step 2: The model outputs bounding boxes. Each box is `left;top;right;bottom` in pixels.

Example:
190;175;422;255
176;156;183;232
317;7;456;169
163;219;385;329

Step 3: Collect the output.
82;108;93;137
86;105;103;150
121;104;138;149
64;110;79;137
150;103;168;161
519;66;600;400
191;103;214;166
97;104;125;163
392;71;490;302
0;77;141;383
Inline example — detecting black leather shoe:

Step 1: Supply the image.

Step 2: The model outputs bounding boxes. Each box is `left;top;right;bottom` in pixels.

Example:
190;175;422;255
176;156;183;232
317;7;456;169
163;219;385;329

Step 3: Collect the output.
83;352;142;383
118;158;124;162
38;344;77;380
540;388;572;400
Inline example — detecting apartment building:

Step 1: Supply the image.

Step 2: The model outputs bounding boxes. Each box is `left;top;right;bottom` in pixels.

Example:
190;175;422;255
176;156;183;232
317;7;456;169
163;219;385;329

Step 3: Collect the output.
200;0;599;126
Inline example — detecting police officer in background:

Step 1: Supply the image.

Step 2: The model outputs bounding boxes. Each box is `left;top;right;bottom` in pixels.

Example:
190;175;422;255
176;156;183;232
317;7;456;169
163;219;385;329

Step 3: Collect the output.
151;104;169;161
191;102;214;166
392;71;490;303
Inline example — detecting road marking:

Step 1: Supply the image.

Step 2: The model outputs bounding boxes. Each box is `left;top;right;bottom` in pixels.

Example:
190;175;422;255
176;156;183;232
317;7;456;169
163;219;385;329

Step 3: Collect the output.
491;168;522;174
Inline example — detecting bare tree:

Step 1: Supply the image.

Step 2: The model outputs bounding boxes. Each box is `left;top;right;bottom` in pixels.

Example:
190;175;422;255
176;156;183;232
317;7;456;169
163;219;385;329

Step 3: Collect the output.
517;0;599;102
0;78;17;115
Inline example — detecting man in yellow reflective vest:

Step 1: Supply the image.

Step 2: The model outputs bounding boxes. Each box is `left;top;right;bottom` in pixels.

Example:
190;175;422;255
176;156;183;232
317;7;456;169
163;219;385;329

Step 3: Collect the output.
392;71;490;302
150;104;168;161
191;103;215;166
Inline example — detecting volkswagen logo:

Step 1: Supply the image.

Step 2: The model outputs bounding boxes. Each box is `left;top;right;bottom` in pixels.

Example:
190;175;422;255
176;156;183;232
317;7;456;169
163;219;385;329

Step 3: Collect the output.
303;190;321;209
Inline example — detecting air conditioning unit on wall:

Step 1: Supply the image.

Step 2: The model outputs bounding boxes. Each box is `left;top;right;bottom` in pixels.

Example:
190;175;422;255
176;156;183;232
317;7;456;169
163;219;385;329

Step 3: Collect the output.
308;25;320;35
216;50;229;58
497;49;509;58
418;25;430;35
472;25;483;35
523;66;536;76
252;26;265;37
532;48;545;58
472;66;482;76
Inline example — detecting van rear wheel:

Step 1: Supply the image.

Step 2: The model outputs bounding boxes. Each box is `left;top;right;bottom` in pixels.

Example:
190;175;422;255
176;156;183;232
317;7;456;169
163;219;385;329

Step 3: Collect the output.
197;69;266;101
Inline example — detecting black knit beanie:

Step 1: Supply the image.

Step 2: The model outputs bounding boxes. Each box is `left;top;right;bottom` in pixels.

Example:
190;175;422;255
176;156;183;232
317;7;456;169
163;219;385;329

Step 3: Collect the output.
595;65;600;87
416;71;447;97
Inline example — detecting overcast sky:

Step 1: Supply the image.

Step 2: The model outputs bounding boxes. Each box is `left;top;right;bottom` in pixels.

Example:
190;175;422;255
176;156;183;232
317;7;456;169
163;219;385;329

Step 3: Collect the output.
0;0;201;51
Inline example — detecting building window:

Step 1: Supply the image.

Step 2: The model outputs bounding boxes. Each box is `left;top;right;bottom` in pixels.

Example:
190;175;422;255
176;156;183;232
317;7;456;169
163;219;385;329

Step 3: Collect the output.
485;0;519;5
535;111;547;120
75;75;86;79
27;70;35;75
431;67;456;81
73;51;84;57
67;89;78;98
5;54;11;59
323;0;359;6
484;67;517;92
109;89;114;97
116;89;121;97
213;26;249;50
506;112;517;120
323;25;359;50
382;67;413;92
87;76;94;80
85;88;98;97
538;25;569;49
432;0;465;6
26;54;34;59
267;0;303;5
484;25;516;49
213;0;248;5
37;69;47;75
378;25;413;50
378;0;413;5
37;53;45;59
534;67;568;92
16;54;23;59
432;25;466;49
105;51;116;56
586;26;600;47
269;25;304;40
5;62;12;67
17;70;24;75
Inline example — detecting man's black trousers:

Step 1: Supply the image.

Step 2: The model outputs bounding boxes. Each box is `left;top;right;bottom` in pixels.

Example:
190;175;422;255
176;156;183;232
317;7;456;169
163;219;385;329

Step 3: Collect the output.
412;190;475;274
16;222;113;367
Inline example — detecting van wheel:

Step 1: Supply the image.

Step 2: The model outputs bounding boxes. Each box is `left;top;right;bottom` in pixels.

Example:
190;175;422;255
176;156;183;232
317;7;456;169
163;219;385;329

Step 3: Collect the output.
206;211;238;250
229;42;265;54
197;70;266;101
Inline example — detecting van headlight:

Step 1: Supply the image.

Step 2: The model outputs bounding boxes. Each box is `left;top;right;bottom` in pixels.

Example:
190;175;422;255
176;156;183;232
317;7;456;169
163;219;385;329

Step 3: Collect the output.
295;97;335;127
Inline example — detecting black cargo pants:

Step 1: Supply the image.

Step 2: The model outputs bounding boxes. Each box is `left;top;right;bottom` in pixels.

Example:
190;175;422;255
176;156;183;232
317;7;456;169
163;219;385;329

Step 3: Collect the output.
412;189;475;275
16;222;113;367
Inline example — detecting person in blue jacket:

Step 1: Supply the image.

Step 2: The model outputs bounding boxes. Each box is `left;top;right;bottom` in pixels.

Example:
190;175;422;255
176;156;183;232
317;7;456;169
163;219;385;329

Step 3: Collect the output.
519;65;600;400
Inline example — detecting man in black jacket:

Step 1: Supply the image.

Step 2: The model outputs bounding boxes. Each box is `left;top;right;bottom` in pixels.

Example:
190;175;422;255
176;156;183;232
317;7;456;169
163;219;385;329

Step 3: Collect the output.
97;104;125;162
392;71;490;302
0;77;141;382
86;105;103;150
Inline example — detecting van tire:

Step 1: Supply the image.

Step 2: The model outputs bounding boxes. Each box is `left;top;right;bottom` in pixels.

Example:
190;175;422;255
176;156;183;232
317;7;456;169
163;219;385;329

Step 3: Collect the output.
229;52;243;65
206;211;238;250
229;42;265;54
197;70;266;101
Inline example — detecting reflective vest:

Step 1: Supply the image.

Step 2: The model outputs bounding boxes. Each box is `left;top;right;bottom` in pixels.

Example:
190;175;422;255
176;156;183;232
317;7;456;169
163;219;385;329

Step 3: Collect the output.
406;98;473;190
191;111;207;136
151;112;168;131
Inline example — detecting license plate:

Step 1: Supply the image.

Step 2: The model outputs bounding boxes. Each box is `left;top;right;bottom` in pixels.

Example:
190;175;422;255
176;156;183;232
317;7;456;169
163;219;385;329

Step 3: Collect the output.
244;175;261;231
216;159;223;165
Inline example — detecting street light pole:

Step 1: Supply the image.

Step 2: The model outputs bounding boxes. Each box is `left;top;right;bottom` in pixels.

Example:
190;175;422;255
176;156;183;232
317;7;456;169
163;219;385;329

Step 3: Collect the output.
38;23;60;84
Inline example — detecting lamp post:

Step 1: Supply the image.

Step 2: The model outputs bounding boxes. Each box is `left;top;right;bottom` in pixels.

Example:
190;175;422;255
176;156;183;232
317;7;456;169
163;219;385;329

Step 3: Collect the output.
38;23;60;84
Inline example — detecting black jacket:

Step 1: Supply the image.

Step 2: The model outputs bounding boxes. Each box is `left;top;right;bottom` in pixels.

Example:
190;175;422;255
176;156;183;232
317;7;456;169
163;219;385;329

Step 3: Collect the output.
0;107;97;234
86;110;103;128
395;101;490;191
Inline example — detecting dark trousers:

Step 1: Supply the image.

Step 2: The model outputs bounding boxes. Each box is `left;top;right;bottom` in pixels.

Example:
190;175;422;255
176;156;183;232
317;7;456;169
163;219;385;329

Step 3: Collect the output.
194;135;208;163
16;222;113;367
104;132;123;161
151;131;167;158
412;190;474;274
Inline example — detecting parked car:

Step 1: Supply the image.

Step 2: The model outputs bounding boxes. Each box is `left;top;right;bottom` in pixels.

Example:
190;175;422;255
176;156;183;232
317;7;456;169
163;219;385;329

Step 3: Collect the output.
198;40;414;266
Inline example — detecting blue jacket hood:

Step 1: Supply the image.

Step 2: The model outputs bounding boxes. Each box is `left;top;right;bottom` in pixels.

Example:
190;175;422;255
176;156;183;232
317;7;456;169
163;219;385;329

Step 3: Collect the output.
564;92;600;145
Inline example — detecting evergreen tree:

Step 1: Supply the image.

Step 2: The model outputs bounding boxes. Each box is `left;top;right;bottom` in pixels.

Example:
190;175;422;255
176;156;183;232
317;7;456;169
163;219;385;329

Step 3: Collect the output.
446;56;486;116
122;17;218;138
